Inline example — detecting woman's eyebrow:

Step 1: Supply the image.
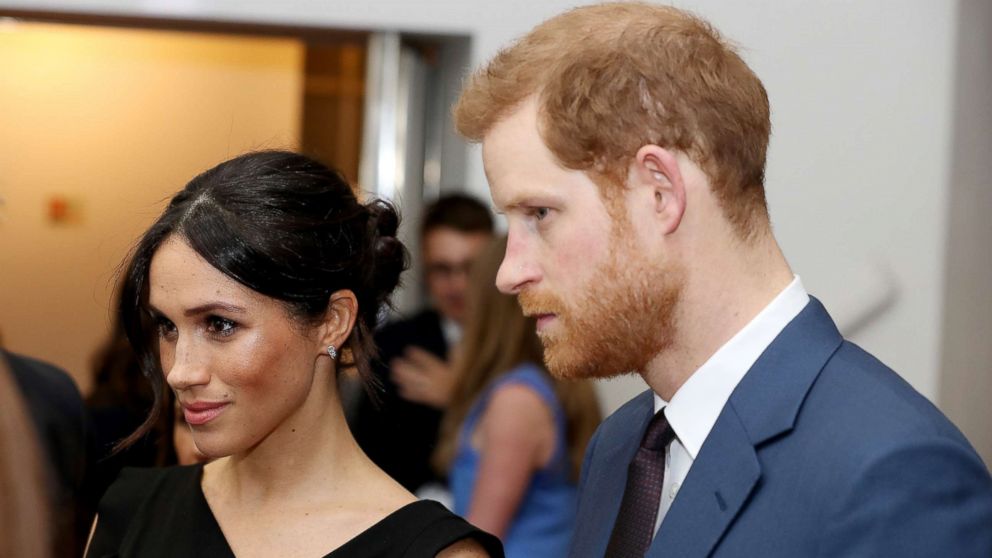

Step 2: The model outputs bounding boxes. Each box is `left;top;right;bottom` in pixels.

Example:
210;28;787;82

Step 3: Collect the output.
147;302;247;318
182;302;247;317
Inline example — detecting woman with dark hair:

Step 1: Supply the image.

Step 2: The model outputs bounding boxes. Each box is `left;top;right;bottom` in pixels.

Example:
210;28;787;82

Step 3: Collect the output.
85;151;501;558
433;236;601;558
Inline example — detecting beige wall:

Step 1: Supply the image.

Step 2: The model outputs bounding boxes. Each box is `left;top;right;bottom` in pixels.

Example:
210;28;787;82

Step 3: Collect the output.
939;0;992;468
0;23;304;393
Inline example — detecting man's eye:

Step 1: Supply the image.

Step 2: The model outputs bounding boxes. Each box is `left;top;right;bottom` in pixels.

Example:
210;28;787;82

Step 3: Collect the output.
206;316;238;336
534;207;550;220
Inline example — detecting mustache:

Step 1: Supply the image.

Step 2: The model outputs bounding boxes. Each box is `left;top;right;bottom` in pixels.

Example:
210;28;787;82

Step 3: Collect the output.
518;290;566;316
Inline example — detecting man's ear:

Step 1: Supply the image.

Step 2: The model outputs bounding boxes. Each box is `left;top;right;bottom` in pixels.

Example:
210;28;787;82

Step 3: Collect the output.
632;144;687;235
318;290;358;356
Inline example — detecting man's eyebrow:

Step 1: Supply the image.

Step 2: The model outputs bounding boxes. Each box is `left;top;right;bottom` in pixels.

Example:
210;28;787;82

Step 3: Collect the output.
500;192;567;211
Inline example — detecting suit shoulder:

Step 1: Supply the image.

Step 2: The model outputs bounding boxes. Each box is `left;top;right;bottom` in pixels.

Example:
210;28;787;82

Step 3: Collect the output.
3;350;86;454
809;361;992;557
5;350;82;407
805;340;981;462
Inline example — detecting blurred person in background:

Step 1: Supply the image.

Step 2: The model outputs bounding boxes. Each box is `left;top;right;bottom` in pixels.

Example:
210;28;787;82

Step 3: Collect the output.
434;236;601;557
0;351;50;558
1;346;89;557
351;194;494;493
86;151;501;557
86;317;176;501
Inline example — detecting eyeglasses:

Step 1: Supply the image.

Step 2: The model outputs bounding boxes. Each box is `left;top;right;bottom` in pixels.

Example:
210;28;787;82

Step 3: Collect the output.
425;260;473;280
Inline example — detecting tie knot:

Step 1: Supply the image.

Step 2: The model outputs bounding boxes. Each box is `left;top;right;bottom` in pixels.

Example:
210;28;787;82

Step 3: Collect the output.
641;409;675;451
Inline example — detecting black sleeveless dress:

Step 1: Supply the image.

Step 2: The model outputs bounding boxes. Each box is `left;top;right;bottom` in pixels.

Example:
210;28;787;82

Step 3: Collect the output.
87;466;504;558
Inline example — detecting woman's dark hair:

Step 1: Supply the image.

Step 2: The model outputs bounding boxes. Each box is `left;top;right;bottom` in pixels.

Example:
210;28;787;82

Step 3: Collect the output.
116;150;408;450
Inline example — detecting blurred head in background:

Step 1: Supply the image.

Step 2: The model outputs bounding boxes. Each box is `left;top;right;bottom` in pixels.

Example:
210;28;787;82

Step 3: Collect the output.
421;194;494;326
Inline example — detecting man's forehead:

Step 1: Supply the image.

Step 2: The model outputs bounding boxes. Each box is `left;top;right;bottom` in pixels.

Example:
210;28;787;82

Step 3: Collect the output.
484;145;586;212
484;145;561;211
481;97;541;167
424;226;491;243
423;228;490;259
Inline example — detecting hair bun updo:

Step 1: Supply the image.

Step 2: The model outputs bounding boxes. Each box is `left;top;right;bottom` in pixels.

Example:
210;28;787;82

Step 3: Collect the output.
364;199;407;312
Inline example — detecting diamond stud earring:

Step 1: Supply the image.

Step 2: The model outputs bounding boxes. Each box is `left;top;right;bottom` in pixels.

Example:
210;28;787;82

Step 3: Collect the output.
327;345;338;360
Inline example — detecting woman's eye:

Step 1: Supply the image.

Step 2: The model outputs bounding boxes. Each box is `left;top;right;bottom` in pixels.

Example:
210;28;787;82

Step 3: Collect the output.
530;207;551;221
206;316;238;336
156;317;177;339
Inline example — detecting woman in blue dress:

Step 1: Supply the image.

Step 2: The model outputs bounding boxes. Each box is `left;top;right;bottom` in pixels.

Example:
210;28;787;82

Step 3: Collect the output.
434;236;602;557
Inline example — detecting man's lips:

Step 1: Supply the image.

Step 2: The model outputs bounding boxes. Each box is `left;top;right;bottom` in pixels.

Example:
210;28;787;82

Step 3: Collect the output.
533;313;557;332
181;401;230;426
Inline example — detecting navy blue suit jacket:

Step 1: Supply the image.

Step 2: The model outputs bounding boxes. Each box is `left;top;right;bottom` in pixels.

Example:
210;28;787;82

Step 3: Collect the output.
569;298;992;557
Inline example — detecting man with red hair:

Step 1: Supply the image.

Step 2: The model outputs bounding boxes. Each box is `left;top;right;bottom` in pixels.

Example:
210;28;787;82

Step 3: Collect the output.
456;3;992;557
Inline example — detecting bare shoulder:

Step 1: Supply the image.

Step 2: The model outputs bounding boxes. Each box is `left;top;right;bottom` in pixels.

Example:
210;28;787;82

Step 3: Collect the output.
485;382;551;420
481;382;555;437
436;537;492;558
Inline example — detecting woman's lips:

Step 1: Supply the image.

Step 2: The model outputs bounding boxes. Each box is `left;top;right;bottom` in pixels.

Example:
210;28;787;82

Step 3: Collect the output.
182;402;229;426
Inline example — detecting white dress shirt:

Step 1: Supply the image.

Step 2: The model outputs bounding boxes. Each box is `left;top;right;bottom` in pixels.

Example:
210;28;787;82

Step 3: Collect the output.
652;276;810;534
440;316;462;348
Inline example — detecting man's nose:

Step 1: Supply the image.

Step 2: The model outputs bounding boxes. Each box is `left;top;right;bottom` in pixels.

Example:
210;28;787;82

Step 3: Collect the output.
496;236;540;294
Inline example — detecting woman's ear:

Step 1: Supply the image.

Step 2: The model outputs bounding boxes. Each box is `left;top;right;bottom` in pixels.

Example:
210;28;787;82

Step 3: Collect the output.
632;144;687;235
318;290;358;356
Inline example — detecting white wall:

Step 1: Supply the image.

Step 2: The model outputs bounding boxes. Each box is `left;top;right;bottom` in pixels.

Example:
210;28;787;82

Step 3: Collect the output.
0;1;971;421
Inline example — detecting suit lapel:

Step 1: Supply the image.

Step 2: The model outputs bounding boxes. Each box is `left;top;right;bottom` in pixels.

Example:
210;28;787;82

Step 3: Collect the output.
577;391;655;557
648;297;843;557
648;408;760;557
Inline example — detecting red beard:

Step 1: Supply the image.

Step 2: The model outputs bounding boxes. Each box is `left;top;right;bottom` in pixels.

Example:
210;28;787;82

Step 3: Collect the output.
518;237;682;380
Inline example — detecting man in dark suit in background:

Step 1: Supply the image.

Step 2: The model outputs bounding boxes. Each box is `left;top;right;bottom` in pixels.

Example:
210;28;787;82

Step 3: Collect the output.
2;348;90;557
455;3;992;557
351;194;493;492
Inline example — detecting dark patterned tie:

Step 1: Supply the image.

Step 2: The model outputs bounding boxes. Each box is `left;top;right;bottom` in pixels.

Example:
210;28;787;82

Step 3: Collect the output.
605;408;676;558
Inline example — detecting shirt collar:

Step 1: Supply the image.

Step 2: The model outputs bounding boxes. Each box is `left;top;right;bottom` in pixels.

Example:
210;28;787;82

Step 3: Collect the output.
654;275;810;459
440;316;462;348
